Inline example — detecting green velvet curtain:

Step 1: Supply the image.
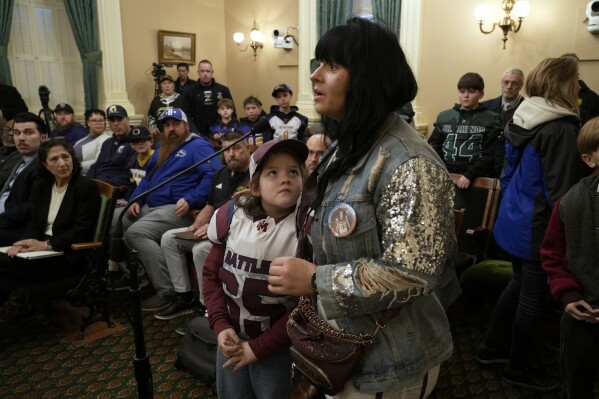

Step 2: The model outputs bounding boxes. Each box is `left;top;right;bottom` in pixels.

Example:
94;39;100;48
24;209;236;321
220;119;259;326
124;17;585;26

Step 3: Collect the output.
0;0;14;85
372;0;402;38
64;0;102;109
317;0;352;39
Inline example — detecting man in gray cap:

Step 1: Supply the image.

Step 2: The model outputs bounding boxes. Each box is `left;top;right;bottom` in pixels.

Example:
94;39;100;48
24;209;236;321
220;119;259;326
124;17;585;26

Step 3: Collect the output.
87;105;136;187
50;103;87;146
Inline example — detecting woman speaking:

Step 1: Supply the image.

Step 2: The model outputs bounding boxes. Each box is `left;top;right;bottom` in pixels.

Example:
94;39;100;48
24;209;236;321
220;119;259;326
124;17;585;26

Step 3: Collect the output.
0;139;100;321
268;18;457;398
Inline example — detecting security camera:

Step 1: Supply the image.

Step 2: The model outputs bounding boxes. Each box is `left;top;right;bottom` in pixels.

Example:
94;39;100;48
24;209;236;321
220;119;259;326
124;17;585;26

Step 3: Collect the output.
273;29;283;38
587;1;599;33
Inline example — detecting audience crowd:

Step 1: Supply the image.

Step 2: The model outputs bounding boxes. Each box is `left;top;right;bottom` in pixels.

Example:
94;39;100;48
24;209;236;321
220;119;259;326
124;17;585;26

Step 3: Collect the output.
0;45;598;398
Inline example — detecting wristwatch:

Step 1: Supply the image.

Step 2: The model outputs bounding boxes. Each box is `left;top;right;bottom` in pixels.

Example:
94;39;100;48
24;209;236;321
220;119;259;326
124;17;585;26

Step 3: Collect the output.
310;271;318;294
46;240;52;250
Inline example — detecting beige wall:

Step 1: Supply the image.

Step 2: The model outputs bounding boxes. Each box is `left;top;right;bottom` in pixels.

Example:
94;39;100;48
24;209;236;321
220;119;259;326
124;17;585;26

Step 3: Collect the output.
418;0;599;135
119;0;599;130
223;0;299;115
120;0;227;118
120;0;299;120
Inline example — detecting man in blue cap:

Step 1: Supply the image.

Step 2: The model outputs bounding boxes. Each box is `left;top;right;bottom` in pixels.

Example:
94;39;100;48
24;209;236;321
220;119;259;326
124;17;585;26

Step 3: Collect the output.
122;108;221;311
88;105;136;187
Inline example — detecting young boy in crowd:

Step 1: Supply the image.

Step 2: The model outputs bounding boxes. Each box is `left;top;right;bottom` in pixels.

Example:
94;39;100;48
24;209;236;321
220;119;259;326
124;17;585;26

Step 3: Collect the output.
238;95;272;146
428;72;502;189
116;126;154;206
209;98;238;141
541;116;599;399
267;83;308;142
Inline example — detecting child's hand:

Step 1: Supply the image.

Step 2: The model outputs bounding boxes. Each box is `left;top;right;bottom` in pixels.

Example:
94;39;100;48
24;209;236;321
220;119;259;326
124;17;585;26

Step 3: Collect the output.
566;300;598;322
223;341;258;371
217;329;242;358
456;176;471;189
213;133;222;140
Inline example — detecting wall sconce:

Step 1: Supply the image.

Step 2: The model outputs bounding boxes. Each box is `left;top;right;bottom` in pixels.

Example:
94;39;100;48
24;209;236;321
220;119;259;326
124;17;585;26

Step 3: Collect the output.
474;0;531;49
233;21;264;60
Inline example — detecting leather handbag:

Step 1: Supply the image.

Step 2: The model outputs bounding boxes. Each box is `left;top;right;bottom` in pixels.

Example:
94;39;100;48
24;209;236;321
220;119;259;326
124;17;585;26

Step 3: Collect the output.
287;296;400;396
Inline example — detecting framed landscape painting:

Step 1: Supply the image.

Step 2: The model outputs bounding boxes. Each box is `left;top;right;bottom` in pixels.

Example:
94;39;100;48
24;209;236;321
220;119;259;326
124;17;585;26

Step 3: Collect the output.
158;30;196;65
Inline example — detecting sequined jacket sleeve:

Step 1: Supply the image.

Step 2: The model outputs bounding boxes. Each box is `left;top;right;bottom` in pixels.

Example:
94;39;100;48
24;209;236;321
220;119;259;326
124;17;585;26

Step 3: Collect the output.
317;157;455;320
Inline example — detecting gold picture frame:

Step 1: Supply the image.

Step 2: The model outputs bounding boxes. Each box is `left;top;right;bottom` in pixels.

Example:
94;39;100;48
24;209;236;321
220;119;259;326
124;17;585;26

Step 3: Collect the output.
157;30;196;65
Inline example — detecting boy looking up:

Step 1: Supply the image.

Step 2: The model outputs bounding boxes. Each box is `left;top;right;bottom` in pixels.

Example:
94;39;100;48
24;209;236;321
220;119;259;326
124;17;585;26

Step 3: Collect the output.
428;72;502;189
541;116;599;399
209;98;238;141
267;83;308;142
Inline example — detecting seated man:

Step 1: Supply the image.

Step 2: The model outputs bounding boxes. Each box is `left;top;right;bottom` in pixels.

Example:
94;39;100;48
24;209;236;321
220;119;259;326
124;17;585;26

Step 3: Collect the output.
157;131;251;321
305;133;332;174
123;108;221;312
49;103;87;146
87;105;136;187
0;112;47;245
0;119;21;186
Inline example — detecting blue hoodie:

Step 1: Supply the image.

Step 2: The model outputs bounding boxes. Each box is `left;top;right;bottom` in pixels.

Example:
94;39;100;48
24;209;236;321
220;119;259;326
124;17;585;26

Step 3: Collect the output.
494;97;588;261
130;134;221;209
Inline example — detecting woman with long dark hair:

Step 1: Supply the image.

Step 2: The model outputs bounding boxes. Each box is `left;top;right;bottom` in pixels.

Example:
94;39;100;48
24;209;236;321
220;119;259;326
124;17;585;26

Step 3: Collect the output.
268;18;457;398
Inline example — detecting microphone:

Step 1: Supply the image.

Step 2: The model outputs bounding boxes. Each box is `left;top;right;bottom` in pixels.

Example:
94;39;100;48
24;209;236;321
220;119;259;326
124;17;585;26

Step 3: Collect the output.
108;118;270;272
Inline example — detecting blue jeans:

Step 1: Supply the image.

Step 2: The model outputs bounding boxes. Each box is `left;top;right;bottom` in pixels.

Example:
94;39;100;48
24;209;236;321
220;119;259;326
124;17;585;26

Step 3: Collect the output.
216;347;292;399
560;312;599;399
484;257;549;372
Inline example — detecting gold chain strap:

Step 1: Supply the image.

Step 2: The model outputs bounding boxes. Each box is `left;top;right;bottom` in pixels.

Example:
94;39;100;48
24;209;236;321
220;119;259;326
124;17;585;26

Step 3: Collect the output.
293;296;379;347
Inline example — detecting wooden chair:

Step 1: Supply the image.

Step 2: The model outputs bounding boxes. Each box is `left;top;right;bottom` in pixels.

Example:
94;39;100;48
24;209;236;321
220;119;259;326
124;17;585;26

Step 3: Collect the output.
451;174;501;274
16;180;124;339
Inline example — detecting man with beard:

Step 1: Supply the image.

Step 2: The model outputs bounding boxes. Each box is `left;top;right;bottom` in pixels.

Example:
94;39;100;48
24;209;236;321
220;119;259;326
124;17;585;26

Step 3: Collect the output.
49;103;87;146
157;130;251;322
123;108;221;311
87;105;136;187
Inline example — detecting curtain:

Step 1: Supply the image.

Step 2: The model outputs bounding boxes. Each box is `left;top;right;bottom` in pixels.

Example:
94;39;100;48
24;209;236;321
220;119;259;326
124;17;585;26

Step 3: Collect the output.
63;0;102;109
372;0;402;38
0;0;14;85
317;0;352;39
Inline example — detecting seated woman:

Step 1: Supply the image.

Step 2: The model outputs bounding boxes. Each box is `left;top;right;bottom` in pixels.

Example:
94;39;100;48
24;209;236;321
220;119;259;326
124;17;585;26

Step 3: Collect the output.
0;139;101;321
73;109;111;175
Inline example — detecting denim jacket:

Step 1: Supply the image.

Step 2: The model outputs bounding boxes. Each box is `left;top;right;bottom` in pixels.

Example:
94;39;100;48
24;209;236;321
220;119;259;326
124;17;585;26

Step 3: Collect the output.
311;114;457;392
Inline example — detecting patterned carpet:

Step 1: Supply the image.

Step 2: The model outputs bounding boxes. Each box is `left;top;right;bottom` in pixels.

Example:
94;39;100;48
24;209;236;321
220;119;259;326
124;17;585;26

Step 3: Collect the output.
0;292;564;399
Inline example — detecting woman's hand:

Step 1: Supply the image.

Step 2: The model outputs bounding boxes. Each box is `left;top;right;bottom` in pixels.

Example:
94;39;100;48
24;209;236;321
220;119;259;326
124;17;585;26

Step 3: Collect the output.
6;245;24;257
10;239;49;255
217;328;242;358
268;256;317;296
223;341;258;372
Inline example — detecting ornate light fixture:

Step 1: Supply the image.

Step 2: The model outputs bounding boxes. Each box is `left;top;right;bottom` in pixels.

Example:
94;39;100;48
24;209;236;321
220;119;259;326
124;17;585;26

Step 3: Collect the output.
475;0;531;49
233;21;264;60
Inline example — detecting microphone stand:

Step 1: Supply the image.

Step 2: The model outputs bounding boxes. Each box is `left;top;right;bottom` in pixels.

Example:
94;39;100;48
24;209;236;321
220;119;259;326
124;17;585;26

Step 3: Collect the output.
108;121;268;399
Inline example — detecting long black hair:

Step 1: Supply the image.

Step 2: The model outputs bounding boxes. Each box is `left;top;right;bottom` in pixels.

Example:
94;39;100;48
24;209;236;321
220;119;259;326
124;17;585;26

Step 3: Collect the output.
313;17;417;205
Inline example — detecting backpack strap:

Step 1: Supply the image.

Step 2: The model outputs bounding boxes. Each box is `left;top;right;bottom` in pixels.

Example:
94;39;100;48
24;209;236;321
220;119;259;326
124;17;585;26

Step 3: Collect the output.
214;200;236;243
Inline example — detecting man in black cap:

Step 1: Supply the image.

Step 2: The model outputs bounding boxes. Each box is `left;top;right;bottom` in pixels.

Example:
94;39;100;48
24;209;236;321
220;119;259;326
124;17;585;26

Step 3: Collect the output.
87;105;136;187
50;103;88;146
